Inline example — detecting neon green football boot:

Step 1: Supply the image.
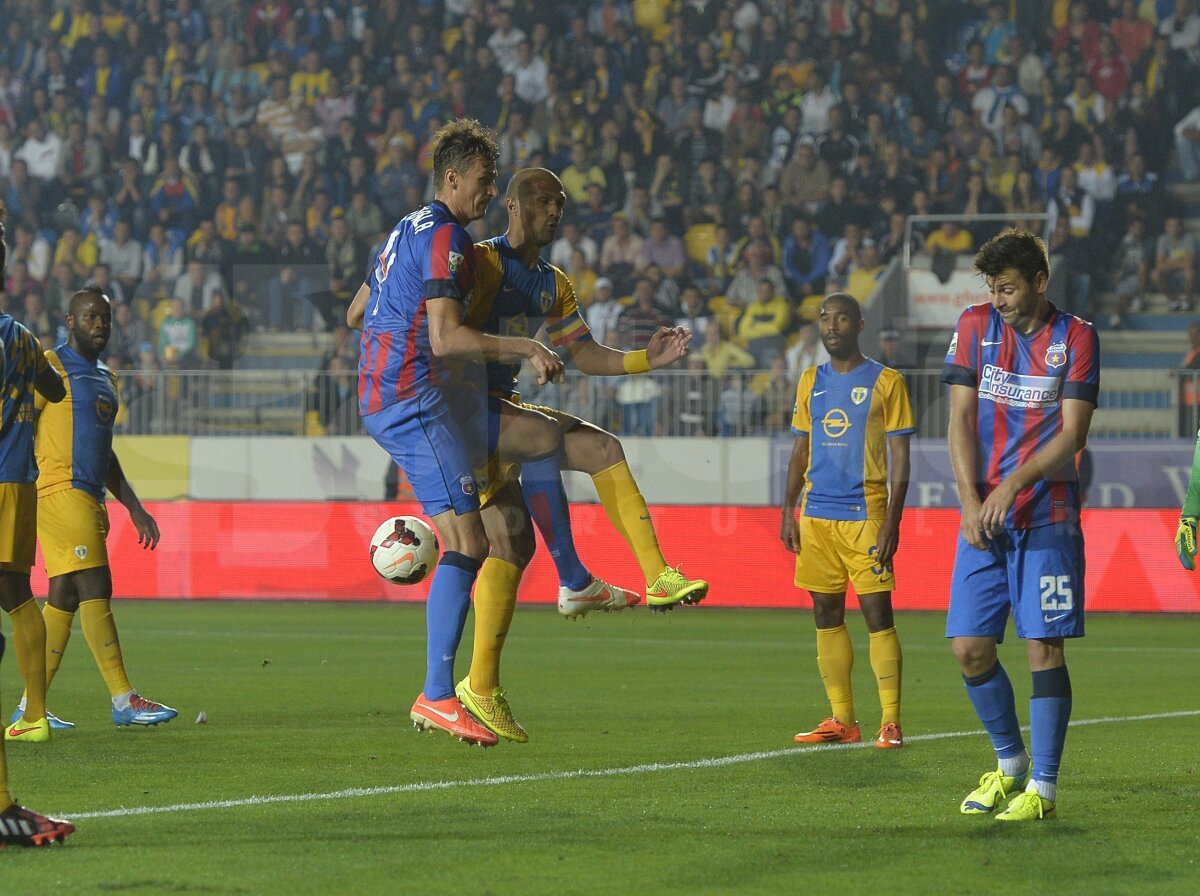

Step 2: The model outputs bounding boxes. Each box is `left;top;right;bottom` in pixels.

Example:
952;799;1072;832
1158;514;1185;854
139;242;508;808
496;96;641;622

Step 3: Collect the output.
996;788;1056;821
455;677;528;743
960;767;1028;814
646;566;709;611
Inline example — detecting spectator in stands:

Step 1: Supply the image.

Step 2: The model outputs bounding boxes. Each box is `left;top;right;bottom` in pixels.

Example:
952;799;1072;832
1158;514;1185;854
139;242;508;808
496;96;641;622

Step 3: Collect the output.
549;220;597;272
158;297;198;368
738;277;791;367
584;277;623;348
53;225;98;280
1108;214;1153;329
106;300;152;364
641;216;686;280
780;141;832;215
173;259;223;314
1153;215;1196;312
726;241;787;309
845;239;886;304
718;371;761;436
200;288;244;370
100;219;143;296
925;219;973;256
599;212;643;294
783;216;831;299
86;262;125;306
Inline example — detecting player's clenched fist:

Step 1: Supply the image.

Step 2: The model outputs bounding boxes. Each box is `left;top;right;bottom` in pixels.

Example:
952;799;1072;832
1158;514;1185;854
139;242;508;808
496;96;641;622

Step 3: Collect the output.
1177;517;1197;571
526;340;565;385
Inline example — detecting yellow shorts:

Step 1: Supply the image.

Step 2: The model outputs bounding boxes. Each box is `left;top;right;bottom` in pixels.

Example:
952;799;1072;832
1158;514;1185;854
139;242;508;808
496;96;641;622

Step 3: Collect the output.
38;488;110;578
476;400;583;508
794;516;895;596
0;482;38;573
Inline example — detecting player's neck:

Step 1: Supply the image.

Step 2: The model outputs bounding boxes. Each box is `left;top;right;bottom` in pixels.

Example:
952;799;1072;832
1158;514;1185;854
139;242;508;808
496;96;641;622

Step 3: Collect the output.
67;339;98;363
828;351;865;374
433;194;472;226
505;228;542;266
1010;297;1052;335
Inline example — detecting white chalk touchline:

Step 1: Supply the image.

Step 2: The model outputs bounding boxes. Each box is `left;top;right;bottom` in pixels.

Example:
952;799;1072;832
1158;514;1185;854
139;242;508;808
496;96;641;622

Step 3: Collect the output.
64;710;1199;821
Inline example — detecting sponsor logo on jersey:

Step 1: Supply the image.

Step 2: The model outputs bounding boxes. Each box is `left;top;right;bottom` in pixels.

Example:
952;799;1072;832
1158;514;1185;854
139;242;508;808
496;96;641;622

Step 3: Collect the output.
820;408;852;438
1045;340;1067;368
851;386;868;405
979;364;1061;408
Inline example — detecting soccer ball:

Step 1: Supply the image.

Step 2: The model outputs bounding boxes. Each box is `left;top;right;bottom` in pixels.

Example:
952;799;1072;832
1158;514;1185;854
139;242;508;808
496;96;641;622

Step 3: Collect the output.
369;517;439;585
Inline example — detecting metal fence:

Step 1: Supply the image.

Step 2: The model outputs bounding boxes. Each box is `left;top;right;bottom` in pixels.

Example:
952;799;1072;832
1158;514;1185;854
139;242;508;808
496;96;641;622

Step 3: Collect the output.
112;368;1200;440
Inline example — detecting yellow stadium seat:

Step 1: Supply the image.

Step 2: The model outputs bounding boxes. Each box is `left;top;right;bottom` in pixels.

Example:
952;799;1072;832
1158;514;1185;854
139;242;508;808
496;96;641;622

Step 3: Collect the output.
684;223;718;265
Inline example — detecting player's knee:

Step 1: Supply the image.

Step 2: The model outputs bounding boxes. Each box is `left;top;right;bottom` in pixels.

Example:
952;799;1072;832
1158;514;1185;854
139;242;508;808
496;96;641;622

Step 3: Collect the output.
526;419;562;459
951;639;996;674
441;527;489;562
593;431;625;468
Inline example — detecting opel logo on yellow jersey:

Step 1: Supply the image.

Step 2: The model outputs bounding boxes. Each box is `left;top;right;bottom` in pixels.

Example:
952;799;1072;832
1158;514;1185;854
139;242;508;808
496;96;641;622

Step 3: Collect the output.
821;408;852;437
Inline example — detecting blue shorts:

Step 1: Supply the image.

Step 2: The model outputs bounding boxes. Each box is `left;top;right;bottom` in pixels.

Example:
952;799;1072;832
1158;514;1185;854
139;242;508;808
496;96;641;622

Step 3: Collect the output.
946;524;1085;642
364;390;482;517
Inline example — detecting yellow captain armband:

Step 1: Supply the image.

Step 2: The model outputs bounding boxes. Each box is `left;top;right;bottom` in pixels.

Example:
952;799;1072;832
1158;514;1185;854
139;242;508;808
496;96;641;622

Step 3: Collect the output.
623;349;651;374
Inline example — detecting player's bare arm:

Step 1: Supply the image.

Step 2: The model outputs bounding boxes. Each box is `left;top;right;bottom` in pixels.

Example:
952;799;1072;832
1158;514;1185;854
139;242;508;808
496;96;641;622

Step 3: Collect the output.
977;398;1094;536
346;282;370;329
877;432;911;570
426;297;565;384
948;383;987;549
105;452;160;549
34;363;65;403
567;326;692;375
780;434;810;554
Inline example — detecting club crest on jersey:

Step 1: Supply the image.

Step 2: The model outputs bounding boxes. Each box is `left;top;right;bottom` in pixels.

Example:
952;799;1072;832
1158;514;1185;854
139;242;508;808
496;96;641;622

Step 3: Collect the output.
851;386;868;405
539;290;554;312
95;396;114;424
74;545;88;560
1045;340;1067;368
459;474;476;496
448;251;464;275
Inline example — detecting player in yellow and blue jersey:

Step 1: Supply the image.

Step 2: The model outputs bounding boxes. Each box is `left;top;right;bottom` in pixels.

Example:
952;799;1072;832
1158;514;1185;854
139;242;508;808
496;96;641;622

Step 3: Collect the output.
0;200;74;845
7;289;176;732
0;214;66;746
781;293;914;750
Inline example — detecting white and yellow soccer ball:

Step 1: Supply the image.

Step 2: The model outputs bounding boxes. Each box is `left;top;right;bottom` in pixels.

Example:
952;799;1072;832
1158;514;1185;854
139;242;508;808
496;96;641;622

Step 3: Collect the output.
369;517;440;585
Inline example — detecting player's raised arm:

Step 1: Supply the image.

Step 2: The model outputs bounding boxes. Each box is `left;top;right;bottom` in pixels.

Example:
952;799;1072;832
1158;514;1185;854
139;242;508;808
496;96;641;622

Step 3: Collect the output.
105;452;160;549
569;325;693;376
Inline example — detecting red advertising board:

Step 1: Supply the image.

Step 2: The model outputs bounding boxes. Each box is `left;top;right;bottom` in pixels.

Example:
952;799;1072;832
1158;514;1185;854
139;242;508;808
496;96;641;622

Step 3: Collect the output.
42;502;1198;613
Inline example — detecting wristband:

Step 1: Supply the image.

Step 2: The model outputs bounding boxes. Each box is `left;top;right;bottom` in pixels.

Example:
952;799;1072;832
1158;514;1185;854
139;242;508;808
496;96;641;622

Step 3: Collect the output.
622;349;651;374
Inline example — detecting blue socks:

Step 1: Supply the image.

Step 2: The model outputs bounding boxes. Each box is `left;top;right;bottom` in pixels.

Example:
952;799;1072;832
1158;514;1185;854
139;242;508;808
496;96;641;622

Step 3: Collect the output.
521;450;590;591
963;661;1027;764
1030;665;1072;797
423;551;481;700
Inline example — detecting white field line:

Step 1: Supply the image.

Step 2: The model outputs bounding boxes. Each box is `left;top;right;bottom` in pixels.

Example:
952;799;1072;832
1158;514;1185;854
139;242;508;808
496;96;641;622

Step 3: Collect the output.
65;710;1200;821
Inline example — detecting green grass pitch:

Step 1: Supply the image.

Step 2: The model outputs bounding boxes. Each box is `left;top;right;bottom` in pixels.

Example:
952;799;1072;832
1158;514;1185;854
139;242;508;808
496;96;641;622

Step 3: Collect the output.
1;601;1197;894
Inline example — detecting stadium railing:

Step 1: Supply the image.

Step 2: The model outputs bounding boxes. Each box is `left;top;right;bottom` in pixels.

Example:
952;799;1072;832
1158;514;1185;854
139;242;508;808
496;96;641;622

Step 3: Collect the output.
112;368;1193;439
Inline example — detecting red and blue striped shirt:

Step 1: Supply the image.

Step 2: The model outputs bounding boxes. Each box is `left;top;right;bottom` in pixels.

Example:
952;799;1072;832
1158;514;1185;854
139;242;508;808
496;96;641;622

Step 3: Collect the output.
941;302;1100;528
358;201;476;416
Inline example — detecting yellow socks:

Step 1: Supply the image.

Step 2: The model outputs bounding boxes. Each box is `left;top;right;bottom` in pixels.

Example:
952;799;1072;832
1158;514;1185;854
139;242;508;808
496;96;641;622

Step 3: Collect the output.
467;558;522;693
42;605;74;688
592;461;667;584
7;600;46;723
869;627;903;726
0;681;11;810
80;599;133;698
815;624;855;725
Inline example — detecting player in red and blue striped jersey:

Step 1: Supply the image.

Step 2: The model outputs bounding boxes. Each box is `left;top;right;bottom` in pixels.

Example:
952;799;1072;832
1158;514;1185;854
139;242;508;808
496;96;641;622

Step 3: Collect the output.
356;119;566;747
941;228;1100;822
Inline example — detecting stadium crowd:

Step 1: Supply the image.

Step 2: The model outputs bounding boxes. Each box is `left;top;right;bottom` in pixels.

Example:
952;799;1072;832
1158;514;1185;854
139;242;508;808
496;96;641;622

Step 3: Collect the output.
1;0;1198;436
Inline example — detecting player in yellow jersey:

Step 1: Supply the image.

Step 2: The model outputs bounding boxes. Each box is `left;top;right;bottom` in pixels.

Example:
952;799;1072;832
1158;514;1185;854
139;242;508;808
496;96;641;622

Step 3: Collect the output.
9;289;177;731
450;169;704;741
781;293;915;749
0;200;74;845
